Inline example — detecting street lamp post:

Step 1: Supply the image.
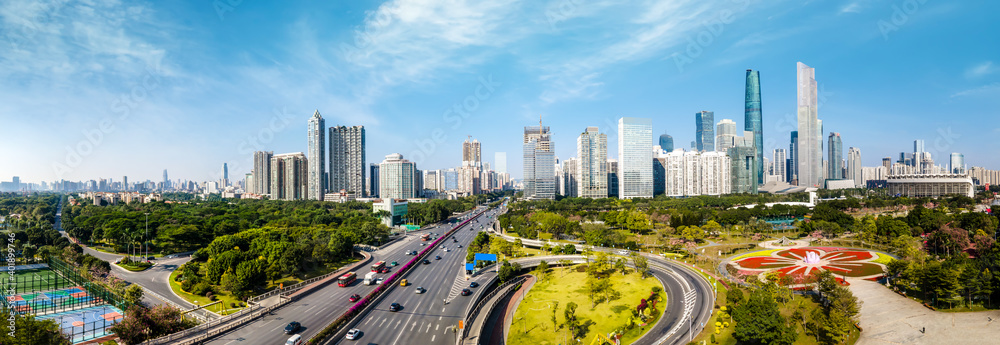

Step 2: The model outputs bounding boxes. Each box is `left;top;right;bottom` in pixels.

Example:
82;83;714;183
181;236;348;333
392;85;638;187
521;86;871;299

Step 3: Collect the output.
144;213;149;261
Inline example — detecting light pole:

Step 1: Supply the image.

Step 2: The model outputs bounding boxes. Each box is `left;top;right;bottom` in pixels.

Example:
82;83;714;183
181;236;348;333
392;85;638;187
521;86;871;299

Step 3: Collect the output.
144;213;149;261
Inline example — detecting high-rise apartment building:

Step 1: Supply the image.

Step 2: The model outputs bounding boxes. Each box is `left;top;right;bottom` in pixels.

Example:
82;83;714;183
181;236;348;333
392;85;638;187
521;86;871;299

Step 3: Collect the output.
950;153;966;174
577;127;608;198
716;119;737;152
378;153;418;200
618;117;653;199
847;147;862;187
796;62;822;187
270;152;308;200
664;149;730;196
423;170;439;191
523;122;555;199
562;158;578;197
773;149;787;183
253;151;273;196
745;69;764;184
658;133;674;152
307;110;326;200
695;111;715;152
827;133;843;180
329;125;365;196
460;137;483;195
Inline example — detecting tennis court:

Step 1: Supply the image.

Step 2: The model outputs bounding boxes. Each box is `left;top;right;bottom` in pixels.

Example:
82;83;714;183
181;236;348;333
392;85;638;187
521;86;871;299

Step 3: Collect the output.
4;267;73;294
5;286;102;315
37;305;124;343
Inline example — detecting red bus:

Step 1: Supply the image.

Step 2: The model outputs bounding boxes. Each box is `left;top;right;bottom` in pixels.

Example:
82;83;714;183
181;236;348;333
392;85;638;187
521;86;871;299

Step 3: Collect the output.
371;261;386;273
337;272;357;287
421;234;431;241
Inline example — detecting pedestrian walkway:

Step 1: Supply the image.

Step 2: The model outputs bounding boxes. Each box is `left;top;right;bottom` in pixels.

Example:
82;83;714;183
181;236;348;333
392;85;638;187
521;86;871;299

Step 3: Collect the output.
463;276;535;345
850;279;1000;345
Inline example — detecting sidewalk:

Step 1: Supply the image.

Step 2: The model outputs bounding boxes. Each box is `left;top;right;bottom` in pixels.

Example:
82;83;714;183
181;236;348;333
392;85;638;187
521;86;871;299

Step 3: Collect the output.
463;276;535;345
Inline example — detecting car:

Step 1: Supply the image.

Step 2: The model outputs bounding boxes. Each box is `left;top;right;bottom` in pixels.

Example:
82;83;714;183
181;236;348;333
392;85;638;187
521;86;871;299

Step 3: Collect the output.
376;278;385;285
146;256;156;260
457;245;462;248
469;282;479;288
400;279;408;286
379;267;391;273
349;294;361;302
435;256;441;260
420;243;426;246
443;248;450;252
287;334;303;345
283;321;301;334
389;261;398;267
617;250;630;256
460;289;472;296
389;303;402;312
422;259;431;265
415;286;426;294
345;329;361;340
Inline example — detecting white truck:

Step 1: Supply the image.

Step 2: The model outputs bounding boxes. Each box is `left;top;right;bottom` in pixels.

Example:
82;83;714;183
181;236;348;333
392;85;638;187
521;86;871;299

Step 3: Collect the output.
363;272;378;285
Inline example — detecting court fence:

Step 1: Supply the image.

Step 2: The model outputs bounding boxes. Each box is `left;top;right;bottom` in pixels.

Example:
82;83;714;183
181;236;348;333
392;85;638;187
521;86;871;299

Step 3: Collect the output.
47;257;134;313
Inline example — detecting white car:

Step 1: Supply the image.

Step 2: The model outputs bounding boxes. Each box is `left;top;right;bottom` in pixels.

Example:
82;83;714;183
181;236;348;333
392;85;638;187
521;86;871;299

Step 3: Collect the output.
415;286;426;294
617;250;630;256
377;278;385;285
443;248;450;252
345;328;361;340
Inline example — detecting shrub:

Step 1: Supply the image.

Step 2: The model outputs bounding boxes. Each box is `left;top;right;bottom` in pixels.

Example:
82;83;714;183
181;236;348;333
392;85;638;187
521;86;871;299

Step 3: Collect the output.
231;302;237;308
191;282;212;296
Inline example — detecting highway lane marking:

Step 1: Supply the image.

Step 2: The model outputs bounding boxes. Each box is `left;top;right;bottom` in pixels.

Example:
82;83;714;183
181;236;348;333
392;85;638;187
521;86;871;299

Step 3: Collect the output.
380;318;387;328
425;322;432;333
410;321;417;331
431;335;436;342
436;324;439;331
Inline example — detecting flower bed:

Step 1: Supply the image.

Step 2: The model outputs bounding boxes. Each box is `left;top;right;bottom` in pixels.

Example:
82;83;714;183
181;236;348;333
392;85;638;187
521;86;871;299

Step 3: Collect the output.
730;246;887;284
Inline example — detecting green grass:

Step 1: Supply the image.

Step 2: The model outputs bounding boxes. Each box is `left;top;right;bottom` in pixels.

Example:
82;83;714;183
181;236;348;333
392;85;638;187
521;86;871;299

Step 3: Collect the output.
168;270;245;315
117;261;152;272
871;252;895;265
730;249;780;261
508;266;663;345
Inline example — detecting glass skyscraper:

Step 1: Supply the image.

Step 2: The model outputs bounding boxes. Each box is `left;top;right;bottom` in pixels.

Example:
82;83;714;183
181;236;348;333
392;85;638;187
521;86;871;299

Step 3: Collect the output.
307;110;325;200
716;119;737;152
827;132;843;180
796;62;822;187
658;133;673;152
524;123;555;199
745;69;763;184
695;111;714;152
618;117;653;198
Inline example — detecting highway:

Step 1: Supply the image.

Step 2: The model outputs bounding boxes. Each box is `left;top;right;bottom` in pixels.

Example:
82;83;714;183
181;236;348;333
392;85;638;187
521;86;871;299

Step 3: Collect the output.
205;207;490;345
329;206;503;345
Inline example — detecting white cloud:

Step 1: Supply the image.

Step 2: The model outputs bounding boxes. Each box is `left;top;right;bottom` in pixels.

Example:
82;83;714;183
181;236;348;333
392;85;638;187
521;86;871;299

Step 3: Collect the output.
950;82;1000;98
840;2;862;14
965;61;996;79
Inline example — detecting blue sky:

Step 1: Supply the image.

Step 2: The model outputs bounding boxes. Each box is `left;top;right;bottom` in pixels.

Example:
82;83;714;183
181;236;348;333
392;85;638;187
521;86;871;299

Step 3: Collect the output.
1;0;998;184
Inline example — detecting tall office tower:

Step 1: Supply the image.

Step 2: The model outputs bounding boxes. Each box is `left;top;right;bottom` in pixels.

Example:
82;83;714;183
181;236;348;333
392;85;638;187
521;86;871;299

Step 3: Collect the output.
773;149;787;182
716;119;738;152
329;125;366;196
695;111;715;152
653;153;667;196
307;110;326;200
727;131;758;194
562;158;578;197
378;153;418;200
495;152;507;174
950;153;965;174
162;169;169;190
221;163;229;187
618;117;653;199
460;137;483;195
606;159;619;197
244;173;252;193
882;157;892;170
788;131;798;184
658;133;674;152
577;127;608;198
122;176;128;191
745;69;764;184
523;121;556;199
368;164;379;197
701;151;731;196
796;62;822;187
914;140;925;156
270;152;308;200
253;151;274;196
827;133;843;180
847;147;862;187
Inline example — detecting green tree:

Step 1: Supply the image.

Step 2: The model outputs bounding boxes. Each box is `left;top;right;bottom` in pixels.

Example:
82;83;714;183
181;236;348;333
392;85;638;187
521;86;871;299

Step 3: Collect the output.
732;287;797;345
0;310;70;345
124;284;144;306
630;252;649;278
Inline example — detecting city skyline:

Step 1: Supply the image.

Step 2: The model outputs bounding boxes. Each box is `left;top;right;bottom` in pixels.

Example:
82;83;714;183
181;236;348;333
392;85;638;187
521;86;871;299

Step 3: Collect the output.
1;1;999;184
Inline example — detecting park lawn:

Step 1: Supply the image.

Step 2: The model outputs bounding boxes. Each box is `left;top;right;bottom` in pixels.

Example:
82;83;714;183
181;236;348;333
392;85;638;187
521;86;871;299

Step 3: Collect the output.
116;261;152;272
731;249;780;261
508;266;663;345
168;269;245;315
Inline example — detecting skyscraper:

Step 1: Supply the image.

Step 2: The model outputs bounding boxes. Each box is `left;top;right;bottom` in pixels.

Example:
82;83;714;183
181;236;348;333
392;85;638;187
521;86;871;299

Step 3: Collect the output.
658;133;674;152
606;159;619;197
716;119;737;152
253;151;273;196
773;149;787;183
460;137;483;195
727;131;758;194
577;127;608;198
827;132;843;180
618;117;653;199
270;152;308;200
162;169;169;190
368;163;379;197
523;120;555;199
788;131;798;184
307;110;326;200
847;147;862;187
221;163;229;187
745;69;764;184
329;125;366;196
695;111;715;152
562;158;578;197
950;153;965;174
796;62;822;187
495;152;507;174
379;153;418;200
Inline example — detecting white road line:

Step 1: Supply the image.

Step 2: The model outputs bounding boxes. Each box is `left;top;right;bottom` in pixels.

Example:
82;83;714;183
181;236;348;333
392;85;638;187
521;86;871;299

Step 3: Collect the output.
432;335;436;342
436;324;439;331
379;318;387;328
425;323;432;333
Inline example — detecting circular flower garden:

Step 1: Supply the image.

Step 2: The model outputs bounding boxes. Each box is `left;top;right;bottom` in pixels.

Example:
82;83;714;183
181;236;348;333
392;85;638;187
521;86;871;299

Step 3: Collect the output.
729;247;887;288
